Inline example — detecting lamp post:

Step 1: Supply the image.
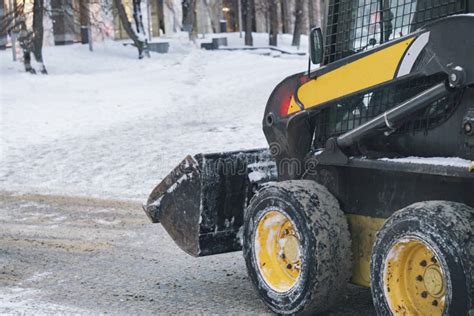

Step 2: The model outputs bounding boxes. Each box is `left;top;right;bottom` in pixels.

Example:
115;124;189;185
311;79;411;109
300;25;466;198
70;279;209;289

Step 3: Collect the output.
222;6;229;32
237;0;242;38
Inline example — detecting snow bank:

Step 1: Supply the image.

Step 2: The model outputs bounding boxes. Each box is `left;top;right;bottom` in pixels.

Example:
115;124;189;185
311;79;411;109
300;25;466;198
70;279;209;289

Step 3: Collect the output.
0;34;307;201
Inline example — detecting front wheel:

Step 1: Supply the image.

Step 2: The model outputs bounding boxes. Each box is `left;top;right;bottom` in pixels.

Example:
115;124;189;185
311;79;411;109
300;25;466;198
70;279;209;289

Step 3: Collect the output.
242;180;351;315
371;201;473;315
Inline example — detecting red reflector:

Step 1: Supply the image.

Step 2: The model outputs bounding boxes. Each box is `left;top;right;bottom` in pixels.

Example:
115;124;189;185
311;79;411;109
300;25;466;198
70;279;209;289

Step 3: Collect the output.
276;75;309;117
279;95;292;116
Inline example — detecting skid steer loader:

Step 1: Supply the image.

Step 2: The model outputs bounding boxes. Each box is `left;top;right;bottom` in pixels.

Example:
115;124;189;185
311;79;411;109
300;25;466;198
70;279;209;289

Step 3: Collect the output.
144;0;474;314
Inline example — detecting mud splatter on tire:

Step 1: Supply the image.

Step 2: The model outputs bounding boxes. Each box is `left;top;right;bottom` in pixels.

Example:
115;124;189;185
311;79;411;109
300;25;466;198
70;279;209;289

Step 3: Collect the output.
242;180;352;314
371;201;473;315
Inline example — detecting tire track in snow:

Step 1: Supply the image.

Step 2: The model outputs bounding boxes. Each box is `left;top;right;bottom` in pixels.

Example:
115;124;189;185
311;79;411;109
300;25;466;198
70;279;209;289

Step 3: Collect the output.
0;191;141;210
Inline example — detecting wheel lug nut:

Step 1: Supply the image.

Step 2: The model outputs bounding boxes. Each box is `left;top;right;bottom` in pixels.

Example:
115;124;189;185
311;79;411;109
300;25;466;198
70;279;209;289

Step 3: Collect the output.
421;291;428;298
416;275;423;281
464;123;473;135
420;260;427;267
286;264;292;269
280;253;285;259
432;300;438;306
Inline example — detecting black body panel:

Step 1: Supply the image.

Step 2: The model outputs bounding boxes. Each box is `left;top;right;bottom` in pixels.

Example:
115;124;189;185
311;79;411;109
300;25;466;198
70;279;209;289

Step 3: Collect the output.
382;88;474;159
307;158;474;218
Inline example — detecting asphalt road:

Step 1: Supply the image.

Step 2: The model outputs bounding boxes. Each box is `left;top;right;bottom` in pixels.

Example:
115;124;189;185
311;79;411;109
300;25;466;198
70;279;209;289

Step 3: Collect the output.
0;192;375;315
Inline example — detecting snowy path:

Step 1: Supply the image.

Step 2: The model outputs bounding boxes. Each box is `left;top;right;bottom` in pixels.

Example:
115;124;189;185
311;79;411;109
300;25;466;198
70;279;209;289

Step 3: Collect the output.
0;194;375;315
1;38;306;201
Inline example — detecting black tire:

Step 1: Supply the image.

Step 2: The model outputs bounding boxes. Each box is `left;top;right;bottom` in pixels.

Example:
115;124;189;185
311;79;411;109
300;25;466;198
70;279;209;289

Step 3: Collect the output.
371;201;474;315
242;180;352;315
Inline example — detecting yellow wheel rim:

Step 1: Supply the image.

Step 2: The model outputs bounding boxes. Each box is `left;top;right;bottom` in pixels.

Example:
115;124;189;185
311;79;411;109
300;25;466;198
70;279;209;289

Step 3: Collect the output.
384;239;447;315
254;210;302;293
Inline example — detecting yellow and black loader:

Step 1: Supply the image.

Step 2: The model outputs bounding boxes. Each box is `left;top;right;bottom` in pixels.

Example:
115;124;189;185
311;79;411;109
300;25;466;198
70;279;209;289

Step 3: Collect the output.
144;0;474;314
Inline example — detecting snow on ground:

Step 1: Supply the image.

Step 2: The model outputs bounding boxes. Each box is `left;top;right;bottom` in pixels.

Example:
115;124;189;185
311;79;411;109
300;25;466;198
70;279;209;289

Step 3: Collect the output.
0;32;308;201
379;156;472;168
0;287;90;315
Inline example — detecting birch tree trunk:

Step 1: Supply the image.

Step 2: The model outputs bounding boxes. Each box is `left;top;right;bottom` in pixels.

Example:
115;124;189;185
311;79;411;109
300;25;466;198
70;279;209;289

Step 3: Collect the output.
244;0;253;45
268;0;278;46
308;0;323;28
12;3;36;73
17;20;35;73
114;0;149;59
3;1;47;73
292;0;304;46
132;0;147;38
320;0;326;33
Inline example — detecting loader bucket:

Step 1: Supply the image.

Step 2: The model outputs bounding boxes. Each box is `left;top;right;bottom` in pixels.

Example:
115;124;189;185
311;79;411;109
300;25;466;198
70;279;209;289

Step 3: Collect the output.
144;149;276;257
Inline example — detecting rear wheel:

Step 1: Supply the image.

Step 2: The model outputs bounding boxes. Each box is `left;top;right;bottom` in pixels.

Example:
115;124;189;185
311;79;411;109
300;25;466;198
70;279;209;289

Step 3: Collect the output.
242;180;351;314
371;201;473;315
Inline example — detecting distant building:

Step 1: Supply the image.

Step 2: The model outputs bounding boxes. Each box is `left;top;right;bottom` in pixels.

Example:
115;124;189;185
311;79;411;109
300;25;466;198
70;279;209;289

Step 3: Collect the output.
114;0;183;40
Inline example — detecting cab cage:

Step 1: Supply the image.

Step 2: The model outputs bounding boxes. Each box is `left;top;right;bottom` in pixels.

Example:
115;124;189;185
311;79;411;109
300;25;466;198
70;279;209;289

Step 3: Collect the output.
324;0;468;64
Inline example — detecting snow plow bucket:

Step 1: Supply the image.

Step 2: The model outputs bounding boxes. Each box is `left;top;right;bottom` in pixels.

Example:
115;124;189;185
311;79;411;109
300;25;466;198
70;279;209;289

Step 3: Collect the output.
143;149;276;257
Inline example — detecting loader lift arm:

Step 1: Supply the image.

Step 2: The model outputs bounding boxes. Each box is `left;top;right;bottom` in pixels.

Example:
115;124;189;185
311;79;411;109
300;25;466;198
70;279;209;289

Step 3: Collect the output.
317;71;465;165
263;15;474;178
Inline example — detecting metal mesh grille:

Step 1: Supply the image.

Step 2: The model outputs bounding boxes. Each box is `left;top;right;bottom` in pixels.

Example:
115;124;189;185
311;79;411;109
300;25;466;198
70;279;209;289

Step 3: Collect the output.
324;0;466;63
312;74;464;149
313;0;467;149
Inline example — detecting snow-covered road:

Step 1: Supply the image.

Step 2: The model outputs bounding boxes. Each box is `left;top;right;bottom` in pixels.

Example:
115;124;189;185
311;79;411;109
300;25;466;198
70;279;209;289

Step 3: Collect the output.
0;193;375;315
0;34;307;201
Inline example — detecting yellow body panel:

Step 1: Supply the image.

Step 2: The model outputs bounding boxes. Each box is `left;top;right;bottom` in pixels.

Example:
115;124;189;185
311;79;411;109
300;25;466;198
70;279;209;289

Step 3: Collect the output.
255;210;302;292
295;37;415;111
470;162;474;172
288;96;300;115
384;239;446;315
346;214;386;287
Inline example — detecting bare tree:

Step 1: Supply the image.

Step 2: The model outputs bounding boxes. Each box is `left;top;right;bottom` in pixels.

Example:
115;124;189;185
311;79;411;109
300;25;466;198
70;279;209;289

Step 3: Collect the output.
280;0;292;34
132;0;146;38
113;0;149;59
1;1;47;74
308;0;324;28
16;12;35;73
268;0;278;46
253;0;267;32
292;0;304;47
53;1;118;43
202;0;221;33
244;0;253;45
308;0;315;28
182;0;197;41
79;0;91;31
